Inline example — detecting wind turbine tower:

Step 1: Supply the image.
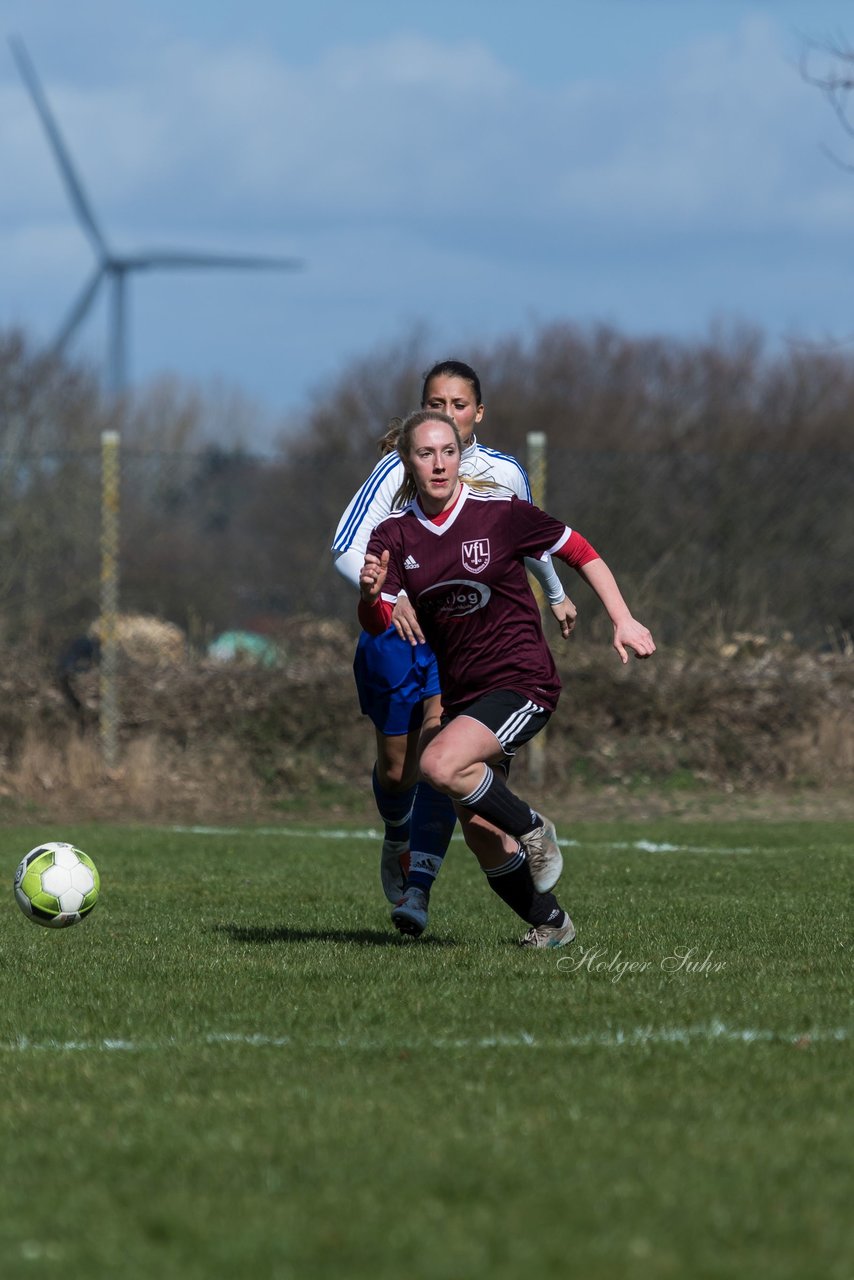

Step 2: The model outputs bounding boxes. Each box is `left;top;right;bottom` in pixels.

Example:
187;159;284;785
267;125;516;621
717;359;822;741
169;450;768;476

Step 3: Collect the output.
10;35;304;397
10;35;304;769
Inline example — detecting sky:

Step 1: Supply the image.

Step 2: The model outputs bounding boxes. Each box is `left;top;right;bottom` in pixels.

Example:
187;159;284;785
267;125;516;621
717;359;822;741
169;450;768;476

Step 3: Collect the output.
3;0;854;441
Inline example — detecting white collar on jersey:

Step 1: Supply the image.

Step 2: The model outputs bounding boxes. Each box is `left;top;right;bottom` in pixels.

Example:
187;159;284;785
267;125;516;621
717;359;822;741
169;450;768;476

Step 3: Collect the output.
414;480;471;535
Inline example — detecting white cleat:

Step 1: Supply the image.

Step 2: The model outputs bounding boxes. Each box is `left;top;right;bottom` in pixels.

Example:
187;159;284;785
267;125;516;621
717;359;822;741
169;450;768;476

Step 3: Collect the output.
520;815;563;893
519;912;576;949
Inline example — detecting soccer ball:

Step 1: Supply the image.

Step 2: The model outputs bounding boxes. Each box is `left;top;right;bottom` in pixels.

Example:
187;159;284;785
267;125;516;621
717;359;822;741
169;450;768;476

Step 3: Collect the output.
13;842;100;928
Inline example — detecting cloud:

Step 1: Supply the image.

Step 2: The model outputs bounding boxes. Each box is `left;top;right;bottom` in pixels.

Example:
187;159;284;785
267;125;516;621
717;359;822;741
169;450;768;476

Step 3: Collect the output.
5;6;854;412
6;16;853;240
551;15;854;232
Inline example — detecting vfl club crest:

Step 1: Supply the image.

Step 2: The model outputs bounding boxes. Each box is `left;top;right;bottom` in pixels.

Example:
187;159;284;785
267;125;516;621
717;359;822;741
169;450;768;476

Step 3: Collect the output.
462;538;490;574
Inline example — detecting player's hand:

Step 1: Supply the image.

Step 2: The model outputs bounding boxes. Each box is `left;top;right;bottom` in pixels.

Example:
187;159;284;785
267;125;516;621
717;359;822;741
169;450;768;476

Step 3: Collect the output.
550;595;578;640
392;592;424;646
359;550;389;603
613;618;656;664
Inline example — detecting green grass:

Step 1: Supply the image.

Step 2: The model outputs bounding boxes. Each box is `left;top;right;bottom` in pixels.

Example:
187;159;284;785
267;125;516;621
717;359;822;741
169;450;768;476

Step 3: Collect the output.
0;818;851;1280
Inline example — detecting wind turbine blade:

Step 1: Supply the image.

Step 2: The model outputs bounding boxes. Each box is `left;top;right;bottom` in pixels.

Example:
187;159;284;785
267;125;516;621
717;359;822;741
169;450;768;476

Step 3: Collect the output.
123;251;304;272
52;264;106;353
9;35;109;258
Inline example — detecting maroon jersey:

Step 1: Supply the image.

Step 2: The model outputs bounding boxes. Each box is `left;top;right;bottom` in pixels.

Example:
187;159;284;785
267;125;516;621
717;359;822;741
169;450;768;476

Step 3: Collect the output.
366;487;590;712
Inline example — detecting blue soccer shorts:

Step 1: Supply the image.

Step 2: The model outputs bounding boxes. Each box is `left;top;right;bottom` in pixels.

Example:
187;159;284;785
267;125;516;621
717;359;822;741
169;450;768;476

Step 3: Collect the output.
353;628;441;736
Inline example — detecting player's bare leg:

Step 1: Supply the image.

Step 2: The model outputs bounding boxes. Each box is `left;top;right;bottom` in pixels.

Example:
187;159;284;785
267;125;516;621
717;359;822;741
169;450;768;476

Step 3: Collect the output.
419;714;563;892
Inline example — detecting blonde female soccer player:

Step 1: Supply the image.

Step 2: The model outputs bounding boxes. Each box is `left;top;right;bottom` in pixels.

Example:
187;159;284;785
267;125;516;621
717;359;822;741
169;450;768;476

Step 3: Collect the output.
358;409;655;947
333;361;575;936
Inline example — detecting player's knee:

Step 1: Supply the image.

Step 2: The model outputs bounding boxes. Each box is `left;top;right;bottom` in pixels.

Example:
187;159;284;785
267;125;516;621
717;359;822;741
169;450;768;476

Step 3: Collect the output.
418;744;456;794
376;739;414;791
377;763;410;791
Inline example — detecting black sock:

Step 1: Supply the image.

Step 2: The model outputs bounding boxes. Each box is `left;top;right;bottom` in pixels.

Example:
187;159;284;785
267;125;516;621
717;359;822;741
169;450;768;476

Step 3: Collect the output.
458;766;538;839
485;848;564;926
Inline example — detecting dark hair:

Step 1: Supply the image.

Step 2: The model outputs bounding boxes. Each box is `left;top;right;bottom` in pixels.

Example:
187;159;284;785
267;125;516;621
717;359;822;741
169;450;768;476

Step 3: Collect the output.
420;360;482;407
377;416;404;457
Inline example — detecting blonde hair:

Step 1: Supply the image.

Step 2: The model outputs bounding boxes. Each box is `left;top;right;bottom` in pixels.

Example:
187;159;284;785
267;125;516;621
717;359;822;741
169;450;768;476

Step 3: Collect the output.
391;409;500;509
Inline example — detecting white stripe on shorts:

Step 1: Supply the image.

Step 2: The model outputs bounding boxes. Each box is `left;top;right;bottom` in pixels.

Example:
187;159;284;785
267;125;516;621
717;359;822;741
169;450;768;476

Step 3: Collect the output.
494;700;546;753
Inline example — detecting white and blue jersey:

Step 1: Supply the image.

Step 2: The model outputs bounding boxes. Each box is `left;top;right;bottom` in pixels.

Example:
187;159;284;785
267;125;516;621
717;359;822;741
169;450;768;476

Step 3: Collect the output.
332;436;566;734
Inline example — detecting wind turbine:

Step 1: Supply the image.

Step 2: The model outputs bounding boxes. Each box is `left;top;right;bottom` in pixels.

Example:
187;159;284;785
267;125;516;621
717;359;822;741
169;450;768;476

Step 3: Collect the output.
10;35;303;397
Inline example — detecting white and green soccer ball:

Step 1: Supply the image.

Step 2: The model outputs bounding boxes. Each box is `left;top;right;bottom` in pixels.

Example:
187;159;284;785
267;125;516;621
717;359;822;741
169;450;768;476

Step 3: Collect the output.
13;842;100;928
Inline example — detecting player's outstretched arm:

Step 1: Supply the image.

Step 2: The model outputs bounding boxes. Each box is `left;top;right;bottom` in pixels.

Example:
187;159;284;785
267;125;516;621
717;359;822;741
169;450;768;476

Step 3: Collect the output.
579;558;655;664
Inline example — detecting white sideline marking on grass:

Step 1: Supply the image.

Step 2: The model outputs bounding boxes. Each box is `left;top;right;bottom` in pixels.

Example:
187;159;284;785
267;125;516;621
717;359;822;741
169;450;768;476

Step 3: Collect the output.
172;825;440;842
169;825;761;856
3;1023;848;1055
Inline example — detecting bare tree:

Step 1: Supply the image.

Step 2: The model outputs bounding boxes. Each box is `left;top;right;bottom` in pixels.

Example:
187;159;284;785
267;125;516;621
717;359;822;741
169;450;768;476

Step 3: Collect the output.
3;318;854;651
801;34;854;171
0;331;113;646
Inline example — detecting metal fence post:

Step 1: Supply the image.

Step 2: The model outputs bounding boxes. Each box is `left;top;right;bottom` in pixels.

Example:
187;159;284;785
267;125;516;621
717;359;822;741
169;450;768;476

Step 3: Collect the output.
526;430;547;787
100;430;120;769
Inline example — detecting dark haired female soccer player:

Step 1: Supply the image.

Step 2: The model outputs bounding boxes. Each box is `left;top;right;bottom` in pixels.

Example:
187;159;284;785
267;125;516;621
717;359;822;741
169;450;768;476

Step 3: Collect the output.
358;409;655;947
333;361;576;936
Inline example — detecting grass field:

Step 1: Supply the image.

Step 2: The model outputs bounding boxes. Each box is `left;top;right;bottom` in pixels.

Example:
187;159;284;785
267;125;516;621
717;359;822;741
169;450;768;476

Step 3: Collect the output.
0;817;851;1280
